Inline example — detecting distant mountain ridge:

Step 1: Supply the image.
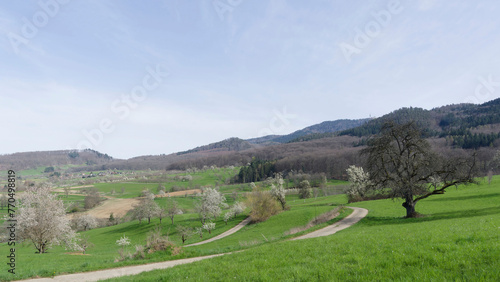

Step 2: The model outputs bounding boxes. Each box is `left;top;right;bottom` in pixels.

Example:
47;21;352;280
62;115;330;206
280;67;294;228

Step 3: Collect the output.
246;118;371;145
0;149;114;171
3;98;500;174
177;137;253;155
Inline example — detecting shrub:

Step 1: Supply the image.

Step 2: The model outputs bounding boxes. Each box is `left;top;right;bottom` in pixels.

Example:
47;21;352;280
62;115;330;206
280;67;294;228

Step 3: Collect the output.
246;186;280;223
145;226;175;252
133;245;146;259
84;188;102;209
115;235;131;262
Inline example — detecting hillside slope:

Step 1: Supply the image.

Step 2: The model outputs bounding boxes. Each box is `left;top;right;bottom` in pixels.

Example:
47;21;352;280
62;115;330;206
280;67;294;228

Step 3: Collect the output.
0;149;114;171
247;118;370;144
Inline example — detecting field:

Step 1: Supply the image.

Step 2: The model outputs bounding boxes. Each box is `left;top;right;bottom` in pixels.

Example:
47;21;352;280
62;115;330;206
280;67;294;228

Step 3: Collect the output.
0;177;348;281
107;177;500;281
1;171;498;281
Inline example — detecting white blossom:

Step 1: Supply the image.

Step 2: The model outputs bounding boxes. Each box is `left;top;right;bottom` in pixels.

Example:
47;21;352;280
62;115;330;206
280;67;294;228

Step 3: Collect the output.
346;165;372;199
116;235;131;246
197;188;226;223
203;222;216;234
223;211;234;224
270;173;286;209
17;186;80;253
230;202;246;216
76;214;98;231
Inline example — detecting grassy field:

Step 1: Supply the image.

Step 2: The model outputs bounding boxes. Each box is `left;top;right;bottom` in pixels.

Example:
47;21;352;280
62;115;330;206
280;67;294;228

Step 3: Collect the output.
0;187;346;280
106;177;500;281
3;172;498;281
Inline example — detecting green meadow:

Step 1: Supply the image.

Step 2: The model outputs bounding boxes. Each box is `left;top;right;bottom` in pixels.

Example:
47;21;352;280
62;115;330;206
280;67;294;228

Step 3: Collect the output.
1;174;498;281
0;180;346;280
108;177;500;281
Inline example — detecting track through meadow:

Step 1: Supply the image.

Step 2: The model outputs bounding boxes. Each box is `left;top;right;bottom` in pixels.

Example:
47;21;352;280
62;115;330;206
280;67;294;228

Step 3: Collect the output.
23;207;368;282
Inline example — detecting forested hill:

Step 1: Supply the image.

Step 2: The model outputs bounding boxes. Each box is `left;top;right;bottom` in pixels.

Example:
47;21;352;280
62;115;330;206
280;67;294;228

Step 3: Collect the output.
335;99;500;149
177;138;253;155
3;99;500;174
247;118;370;145
0;149;114;171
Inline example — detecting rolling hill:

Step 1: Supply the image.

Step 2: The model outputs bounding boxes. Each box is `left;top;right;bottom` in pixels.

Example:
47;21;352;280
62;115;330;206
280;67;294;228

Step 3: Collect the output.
2;98;500;177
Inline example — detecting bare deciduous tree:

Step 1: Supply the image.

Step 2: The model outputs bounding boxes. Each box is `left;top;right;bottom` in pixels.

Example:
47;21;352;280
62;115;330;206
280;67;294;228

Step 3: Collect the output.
84;188;102;209
166;198;182;224
362;122;477;218
176;225;192;244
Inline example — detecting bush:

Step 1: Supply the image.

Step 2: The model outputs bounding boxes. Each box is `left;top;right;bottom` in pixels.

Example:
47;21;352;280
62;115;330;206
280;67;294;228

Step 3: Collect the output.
246;186;280;223
68;202;82;213
146;226;174;252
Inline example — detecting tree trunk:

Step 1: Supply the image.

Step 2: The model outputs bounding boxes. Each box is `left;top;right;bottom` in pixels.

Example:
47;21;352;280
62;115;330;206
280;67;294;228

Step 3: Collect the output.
402;200;417;218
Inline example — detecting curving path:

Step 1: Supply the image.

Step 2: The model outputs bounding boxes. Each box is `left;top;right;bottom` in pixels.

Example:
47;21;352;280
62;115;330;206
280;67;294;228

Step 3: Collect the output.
22;207;367;282
185;217;252;247
291;207;368;240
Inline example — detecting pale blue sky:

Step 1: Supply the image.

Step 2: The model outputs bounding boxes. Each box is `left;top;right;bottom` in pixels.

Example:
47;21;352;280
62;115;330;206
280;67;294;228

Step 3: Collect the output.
1;0;500;159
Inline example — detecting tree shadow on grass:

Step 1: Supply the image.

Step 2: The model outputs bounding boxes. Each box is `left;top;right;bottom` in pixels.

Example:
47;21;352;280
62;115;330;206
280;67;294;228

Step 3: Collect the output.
363;206;500;227
425;193;500;202
100;222;158;235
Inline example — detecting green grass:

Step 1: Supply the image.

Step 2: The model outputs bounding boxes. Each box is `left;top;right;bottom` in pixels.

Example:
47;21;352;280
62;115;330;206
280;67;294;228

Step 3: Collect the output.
0;207;248;280
0;191;344;281
5;174;499;281
88;167;239;199
105;178;500;281
91;182;159;198
184;195;350;256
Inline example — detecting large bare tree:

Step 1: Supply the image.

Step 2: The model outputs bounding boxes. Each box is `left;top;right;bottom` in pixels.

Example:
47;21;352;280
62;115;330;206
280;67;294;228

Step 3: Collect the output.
362;122;477;218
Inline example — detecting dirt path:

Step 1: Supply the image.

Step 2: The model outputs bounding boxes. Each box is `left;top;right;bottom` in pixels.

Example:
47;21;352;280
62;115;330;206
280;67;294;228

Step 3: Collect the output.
22;254;227;282
24;207;367;282
290;207;368;240
185;217;252;247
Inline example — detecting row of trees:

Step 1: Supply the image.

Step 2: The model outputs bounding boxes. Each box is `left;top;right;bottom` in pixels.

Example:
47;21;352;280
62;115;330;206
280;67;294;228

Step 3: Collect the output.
237;159;276;183
132;195;182;224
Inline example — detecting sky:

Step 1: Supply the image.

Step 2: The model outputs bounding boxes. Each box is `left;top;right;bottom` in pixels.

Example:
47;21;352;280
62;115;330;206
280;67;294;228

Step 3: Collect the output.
1;0;500;159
